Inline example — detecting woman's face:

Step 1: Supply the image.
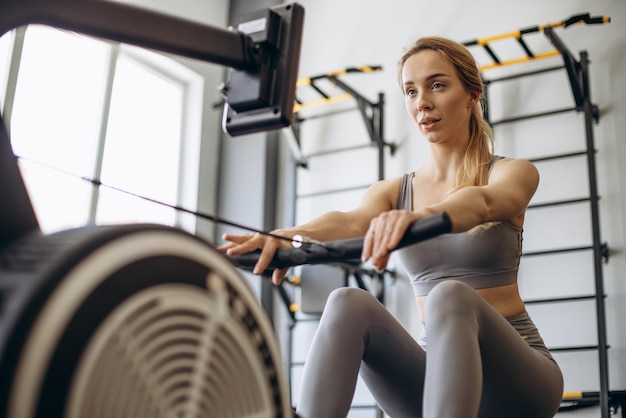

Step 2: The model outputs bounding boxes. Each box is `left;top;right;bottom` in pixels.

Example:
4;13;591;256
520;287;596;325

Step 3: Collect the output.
401;49;478;146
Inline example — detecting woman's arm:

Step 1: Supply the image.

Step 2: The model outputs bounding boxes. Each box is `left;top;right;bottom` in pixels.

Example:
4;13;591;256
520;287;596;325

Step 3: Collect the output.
282;179;399;240
362;158;539;271
424;158;539;232
219;177;399;282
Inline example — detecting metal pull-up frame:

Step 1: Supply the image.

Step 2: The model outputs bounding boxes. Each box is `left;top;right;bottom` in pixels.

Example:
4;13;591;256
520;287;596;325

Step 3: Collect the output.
463;13;610;73
293;65;382;113
463;13;610;125
288;65;394;182
463;13;616;418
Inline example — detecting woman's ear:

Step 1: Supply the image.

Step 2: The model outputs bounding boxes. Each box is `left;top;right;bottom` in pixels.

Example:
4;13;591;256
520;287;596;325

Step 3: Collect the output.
468;90;480;108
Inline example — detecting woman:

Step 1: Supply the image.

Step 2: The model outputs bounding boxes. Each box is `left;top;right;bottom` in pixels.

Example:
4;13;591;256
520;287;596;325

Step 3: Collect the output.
220;37;563;418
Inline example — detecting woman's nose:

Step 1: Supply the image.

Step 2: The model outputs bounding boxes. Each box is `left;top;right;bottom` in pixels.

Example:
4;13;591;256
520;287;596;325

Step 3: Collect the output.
416;93;433;111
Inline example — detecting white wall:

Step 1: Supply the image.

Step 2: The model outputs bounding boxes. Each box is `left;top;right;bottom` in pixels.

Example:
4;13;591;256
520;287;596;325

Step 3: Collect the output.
285;0;626;416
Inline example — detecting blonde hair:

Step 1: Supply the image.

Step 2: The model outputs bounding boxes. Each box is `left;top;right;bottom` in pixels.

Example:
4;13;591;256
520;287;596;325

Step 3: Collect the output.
398;36;494;191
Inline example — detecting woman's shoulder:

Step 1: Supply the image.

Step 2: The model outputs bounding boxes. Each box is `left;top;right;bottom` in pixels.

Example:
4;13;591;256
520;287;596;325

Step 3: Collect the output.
491;155;537;172
369;175;407;191
489;156;539;186
370;173;411;194
360;175;407;208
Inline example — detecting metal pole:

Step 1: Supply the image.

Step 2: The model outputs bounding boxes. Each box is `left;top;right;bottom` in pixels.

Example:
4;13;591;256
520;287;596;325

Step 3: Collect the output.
580;50;610;418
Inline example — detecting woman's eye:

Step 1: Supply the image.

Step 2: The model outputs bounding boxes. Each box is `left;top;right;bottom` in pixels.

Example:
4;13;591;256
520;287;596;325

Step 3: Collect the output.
406;87;417;96
432;82;444;90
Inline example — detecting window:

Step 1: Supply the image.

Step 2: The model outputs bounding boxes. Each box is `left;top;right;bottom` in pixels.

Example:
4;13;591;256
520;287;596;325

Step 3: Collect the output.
0;30;12;111
2;25;202;234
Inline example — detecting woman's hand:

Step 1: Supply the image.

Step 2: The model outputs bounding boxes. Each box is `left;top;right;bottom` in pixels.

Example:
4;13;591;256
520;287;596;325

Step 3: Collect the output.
361;209;420;271
218;231;292;285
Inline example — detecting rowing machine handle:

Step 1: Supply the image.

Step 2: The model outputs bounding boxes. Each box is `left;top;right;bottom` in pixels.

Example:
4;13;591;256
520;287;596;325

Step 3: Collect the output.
227;212;452;270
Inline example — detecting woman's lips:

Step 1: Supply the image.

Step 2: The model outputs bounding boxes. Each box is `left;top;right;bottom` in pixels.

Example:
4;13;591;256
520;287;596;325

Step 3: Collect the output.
419;117;440;130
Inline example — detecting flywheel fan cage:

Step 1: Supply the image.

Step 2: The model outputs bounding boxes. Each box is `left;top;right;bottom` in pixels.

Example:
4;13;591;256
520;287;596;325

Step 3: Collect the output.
8;227;290;418
67;280;278;418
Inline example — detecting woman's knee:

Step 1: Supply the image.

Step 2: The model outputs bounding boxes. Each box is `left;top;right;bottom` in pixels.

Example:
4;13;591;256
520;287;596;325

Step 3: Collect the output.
424;280;480;321
326;287;376;311
426;280;476;304
322;287;382;324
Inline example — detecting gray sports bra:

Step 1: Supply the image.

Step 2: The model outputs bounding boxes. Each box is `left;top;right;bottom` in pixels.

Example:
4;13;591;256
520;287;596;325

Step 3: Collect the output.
396;156;523;296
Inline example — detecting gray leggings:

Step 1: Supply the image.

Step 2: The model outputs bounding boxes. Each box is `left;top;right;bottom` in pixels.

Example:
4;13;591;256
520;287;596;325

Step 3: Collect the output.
295;280;563;418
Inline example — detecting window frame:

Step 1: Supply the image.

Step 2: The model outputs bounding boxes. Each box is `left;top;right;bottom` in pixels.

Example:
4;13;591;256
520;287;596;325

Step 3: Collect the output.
0;25;203;233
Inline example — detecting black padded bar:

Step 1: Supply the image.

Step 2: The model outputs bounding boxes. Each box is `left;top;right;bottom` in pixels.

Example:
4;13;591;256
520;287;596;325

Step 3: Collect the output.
0;0;255;71
229;212;452;270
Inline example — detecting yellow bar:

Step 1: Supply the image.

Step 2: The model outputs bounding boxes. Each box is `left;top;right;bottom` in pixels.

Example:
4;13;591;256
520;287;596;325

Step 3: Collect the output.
328;69;348;77
293;92;352;113
562;391;584;399
537;20;565;32
356;65;381;73
478;50;560;72
296;77;311;87
297;66;382;86
477;30;521;45
289;302;301;313
288;276;302;285
328;66;382;77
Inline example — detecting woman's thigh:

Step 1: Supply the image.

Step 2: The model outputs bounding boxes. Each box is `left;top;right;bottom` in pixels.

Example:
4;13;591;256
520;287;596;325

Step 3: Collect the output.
476;306;563;417
353;290;427;418
424;281;563;418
